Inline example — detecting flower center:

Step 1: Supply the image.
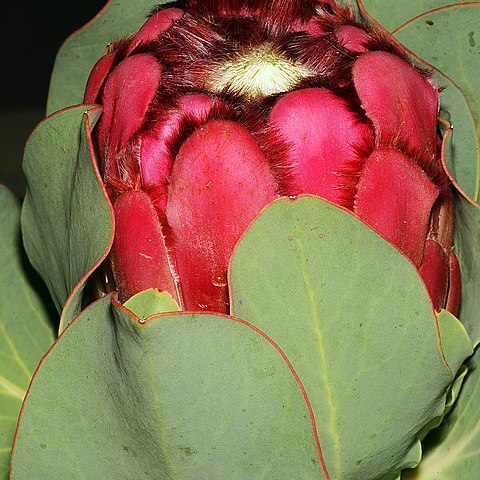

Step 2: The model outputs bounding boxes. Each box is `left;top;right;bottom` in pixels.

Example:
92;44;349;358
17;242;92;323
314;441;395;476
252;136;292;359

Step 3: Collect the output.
207;44;314;99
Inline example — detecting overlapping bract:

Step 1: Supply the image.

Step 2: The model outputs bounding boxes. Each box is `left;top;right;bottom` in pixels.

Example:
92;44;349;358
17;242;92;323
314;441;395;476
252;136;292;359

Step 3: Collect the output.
85;0;459;314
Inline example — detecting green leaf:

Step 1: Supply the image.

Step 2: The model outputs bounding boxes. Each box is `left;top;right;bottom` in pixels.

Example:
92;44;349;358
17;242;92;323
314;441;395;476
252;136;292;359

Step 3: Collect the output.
452;191;480;344
357;1;479;32
411;311;473;443
441;123;480;344
21;106;113;331
0;186;55;480
123;289;180;320
436;76;479;202
230;196;472;480
47;0;170;115
402;345;480;479
10;296;327;479
393;4;480;201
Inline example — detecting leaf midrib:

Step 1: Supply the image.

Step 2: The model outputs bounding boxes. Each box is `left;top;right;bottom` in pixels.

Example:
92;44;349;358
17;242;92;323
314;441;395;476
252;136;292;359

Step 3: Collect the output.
295;226;341;472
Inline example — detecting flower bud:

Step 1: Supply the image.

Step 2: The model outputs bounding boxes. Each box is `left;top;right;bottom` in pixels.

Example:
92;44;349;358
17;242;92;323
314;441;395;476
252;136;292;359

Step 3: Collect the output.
86;0;459;314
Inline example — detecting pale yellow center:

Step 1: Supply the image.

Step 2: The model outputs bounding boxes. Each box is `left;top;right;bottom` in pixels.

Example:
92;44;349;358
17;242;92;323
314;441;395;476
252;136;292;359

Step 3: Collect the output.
207;45;314;99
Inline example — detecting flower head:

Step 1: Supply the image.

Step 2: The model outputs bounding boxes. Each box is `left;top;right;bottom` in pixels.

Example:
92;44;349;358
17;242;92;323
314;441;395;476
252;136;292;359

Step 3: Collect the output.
85;0;459;314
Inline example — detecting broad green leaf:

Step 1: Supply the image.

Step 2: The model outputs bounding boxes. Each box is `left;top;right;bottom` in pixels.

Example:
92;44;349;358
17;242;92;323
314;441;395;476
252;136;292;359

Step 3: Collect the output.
358;1;479;32
0;186;55;480
435;77;479;202
123;289;180;320
21;106;113;331
47;0;169;115
393;4;480;201
230;196;472;480
452;192;480;344
441;123;480;344
10;296;326;479
402;345;480;479
412;311;472;444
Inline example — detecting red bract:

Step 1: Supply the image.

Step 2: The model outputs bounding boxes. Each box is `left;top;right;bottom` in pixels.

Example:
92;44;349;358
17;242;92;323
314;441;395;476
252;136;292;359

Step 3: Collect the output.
85;0;459;315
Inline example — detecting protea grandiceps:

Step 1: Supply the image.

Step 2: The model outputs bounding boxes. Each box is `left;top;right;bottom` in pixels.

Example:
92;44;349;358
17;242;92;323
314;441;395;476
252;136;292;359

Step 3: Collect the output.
85;0;460;315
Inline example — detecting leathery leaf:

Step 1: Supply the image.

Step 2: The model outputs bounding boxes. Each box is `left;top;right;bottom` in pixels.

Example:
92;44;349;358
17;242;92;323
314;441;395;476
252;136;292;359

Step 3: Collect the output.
21;105;113;331
10;295;327;479
0;186;54;479
230;195;472;480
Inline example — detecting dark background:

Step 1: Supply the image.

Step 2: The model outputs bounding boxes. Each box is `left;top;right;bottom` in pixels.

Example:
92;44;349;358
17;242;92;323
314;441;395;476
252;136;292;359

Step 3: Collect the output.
1;1;107;197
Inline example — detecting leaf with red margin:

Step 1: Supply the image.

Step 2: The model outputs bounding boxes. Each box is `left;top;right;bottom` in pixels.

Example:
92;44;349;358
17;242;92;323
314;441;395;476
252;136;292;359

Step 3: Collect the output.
123;288;181;320
439;119;480;345
357;1;479;32
229;195;472;480
47;0;170;115
402;344;480;480
21;105;114;333
0;186;55;480
10;294;328;479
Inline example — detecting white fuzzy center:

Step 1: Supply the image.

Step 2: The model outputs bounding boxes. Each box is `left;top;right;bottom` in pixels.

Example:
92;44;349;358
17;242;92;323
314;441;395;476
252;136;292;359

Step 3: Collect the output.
208;45;314;99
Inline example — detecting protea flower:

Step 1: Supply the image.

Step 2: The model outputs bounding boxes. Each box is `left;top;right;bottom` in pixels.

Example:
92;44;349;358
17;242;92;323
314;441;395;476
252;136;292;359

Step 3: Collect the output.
84;0;460;315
